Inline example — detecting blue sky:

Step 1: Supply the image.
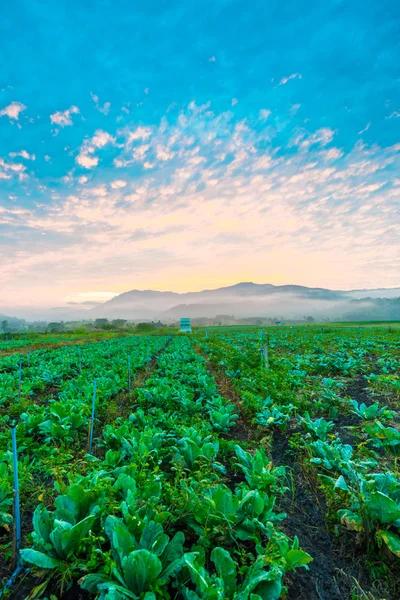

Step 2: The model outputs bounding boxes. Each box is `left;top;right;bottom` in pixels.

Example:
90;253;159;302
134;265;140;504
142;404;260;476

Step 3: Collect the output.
0;0;399;311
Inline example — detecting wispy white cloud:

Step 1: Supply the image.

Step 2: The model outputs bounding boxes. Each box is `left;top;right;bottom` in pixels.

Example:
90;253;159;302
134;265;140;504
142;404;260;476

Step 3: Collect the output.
358;122;371;135
127;126;152;143
76;153;98;169
2;102;400;306
9;150;35;160
101;102;111;115
0;101;27;120
293;127;336;150
0;158;26;173
156;145;175;161
91;130;115;148
111;180;127;189
259;109;271;120
89;185;108;197
76;129;115;169
0;157;27;181
322;148;344;160
114;158;133;168
90;91;111;115
50;105;79;127
276;73;302;87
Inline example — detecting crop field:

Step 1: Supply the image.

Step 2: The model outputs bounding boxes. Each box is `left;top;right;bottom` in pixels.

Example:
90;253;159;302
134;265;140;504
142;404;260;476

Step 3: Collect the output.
0;326;399;600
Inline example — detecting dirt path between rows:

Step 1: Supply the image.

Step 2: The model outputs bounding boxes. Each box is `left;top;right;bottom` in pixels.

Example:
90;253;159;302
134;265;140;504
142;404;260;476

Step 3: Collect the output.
196;344;381;600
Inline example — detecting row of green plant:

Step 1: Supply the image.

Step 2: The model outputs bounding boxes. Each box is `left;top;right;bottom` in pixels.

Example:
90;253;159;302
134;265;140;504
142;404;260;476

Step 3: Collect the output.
0;331;123;353
297;413;400;558
15;336;311;599
0;335;163;408
196;328;400;586
0;335;167;565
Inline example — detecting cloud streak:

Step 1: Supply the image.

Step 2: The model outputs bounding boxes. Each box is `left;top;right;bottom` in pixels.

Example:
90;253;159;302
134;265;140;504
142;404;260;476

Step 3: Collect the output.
276;73;302;87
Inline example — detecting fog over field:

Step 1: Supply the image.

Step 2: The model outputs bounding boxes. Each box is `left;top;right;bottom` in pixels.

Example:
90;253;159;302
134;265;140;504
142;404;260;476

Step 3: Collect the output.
2;283;398;323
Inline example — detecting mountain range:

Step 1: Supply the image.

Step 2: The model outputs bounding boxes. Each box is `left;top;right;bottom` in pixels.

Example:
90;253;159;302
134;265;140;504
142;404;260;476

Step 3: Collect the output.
2;283;399;323
88;282;400;322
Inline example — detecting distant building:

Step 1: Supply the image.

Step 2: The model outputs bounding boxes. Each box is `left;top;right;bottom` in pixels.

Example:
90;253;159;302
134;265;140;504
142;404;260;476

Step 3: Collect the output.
180;318;192;333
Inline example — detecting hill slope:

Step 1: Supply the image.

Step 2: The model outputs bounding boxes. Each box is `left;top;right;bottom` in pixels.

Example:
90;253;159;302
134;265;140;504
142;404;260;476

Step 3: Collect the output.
89;282;400;321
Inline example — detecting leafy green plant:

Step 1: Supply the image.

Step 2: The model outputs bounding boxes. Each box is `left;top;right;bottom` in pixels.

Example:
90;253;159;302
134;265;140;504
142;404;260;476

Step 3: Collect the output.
172;430;221;472
349;399;395;422
365;421;400;453
255;399;294;430
234;445;286;495
182;483;286;545
80;516;193;599
299;413;335;440
20;483;105;568
183;534;311;600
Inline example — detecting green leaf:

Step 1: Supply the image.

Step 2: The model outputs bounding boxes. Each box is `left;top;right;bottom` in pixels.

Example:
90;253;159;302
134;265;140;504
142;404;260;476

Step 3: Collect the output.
101;589;127;600
122;550;162;595
139;521;169;555
367;492;400;524
183;554;209;593
32;505;52;545
20;549;61;569
80;575;137;599
285;549;312;571
161;531;185;567
377;529;400;557
25;580;49;600
239;564;282;600
98;583;137;599
105;516;135;567
80;574;114;593
334;476;349;493
337;509;363;531
61;514;95;557
254;577;283;600
211;547;236;591
49;523;65;558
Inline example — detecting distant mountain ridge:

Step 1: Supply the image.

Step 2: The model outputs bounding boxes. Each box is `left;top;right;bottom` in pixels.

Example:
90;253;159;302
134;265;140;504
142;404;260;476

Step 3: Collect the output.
89;282;400;321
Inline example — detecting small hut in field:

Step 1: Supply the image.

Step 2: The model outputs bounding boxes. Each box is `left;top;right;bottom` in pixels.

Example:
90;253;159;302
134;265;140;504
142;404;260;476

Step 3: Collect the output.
180;318;192;333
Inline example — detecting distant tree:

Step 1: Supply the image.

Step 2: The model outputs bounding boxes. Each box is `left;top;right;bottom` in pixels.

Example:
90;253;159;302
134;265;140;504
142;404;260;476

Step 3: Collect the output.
47;322;64;332
72;326;88;334
1;320;8;333
111;319;128;328
95;318;109;329
306;316;315;323
136;322;155;332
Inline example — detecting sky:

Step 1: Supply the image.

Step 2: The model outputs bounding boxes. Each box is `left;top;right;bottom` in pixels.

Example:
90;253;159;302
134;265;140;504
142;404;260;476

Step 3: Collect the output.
0;0;399;312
